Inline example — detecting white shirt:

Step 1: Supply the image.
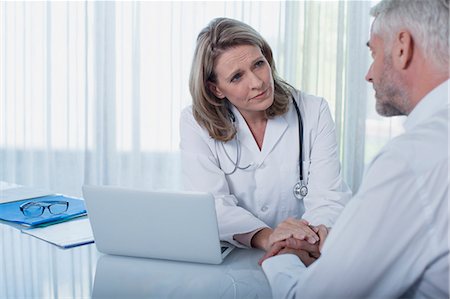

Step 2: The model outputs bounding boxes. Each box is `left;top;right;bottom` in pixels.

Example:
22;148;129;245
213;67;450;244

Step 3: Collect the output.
180;89;351;247
262;80;450;298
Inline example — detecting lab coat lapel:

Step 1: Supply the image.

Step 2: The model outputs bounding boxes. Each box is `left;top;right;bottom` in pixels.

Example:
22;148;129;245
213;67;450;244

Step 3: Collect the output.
259;115;288;164
231;106;261;155
231;105;288;163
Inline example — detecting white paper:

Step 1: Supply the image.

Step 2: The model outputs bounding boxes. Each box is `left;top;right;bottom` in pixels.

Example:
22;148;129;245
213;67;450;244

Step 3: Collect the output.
0;181;54;204
22;217;94;248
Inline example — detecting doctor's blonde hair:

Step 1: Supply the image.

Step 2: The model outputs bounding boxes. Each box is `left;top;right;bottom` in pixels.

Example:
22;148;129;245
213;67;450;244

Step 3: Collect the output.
189;17;291;142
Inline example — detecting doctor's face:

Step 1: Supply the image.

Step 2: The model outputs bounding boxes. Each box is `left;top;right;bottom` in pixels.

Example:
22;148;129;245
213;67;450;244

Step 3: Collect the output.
365;31;409;116
209;45;274;120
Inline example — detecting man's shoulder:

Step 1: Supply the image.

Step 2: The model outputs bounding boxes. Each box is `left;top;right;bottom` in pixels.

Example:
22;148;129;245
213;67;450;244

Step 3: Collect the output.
391;107;447;151
378;111;448;173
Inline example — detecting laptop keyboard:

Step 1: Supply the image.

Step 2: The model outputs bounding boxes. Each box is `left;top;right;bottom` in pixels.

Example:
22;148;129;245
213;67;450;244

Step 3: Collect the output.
221;246;227;253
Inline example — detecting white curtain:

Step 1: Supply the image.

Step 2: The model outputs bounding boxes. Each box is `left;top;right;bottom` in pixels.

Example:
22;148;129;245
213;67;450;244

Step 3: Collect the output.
0;1;405;197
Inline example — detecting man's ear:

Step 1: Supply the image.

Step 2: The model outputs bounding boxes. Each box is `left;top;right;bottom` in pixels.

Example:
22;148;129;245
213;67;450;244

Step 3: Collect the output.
392;30;413;70
207;82;225;99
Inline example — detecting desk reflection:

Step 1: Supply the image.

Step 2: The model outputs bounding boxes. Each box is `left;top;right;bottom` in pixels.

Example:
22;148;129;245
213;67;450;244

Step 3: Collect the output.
92;249;272;299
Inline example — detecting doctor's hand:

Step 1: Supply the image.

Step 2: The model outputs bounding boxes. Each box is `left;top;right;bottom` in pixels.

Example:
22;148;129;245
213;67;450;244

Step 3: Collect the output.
268;218;319;248
258;238;320;266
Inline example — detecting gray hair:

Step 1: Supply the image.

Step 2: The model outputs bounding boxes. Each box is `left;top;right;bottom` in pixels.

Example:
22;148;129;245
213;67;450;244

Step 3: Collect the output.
370;0;449;73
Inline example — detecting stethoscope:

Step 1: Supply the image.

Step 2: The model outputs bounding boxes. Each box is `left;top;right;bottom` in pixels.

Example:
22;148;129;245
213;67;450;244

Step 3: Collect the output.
217;95;308;200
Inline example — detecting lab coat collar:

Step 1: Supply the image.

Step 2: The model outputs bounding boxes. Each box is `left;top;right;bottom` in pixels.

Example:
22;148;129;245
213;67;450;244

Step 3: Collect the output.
404;79;449;132
230;104;289;165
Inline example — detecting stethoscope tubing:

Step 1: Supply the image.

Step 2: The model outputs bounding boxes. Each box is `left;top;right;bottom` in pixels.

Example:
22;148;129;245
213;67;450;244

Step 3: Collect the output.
292;99;304;182
219;94;308;199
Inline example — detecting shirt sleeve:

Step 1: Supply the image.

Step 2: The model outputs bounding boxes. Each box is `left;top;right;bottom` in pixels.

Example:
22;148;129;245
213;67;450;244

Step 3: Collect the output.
301;97;352;227
262;146;438;298
262;254;307;298
179;107;268;247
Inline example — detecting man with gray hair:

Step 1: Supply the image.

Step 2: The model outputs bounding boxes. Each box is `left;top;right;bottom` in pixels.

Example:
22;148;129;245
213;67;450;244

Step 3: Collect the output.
261;0;449;297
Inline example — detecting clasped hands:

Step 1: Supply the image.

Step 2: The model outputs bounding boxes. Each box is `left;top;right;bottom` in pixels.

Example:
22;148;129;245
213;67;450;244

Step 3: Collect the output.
259;218;329;266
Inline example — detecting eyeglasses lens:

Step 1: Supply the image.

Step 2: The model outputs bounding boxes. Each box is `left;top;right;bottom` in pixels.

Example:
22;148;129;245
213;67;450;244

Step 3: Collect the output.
48;202;69;214
22;204;45;217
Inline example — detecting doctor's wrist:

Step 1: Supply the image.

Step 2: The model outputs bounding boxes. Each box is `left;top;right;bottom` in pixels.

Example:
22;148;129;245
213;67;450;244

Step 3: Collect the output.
251;227;273;251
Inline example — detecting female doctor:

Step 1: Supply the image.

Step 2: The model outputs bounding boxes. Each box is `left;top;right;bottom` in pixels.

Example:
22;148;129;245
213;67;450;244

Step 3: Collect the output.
180;18;351;252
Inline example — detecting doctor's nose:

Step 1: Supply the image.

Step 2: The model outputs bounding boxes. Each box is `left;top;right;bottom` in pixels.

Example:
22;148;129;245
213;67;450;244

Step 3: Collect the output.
249;72;264;90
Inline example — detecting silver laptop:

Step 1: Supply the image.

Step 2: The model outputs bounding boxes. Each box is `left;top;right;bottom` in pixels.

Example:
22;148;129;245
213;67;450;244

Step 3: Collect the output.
82;185;234;264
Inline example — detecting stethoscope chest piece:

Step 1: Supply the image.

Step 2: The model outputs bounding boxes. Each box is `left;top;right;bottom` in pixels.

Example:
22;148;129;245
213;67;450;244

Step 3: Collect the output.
293;182;308;200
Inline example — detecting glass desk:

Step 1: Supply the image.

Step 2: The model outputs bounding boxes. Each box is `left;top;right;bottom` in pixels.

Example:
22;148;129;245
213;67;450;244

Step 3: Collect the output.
0;223;272;299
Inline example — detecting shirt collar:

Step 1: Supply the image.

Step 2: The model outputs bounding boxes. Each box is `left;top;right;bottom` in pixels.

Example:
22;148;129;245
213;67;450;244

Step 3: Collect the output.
404;79;449;131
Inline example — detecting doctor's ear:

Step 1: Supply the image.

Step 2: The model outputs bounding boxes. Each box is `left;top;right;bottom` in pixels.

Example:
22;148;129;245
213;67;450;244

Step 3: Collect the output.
207;82;226;99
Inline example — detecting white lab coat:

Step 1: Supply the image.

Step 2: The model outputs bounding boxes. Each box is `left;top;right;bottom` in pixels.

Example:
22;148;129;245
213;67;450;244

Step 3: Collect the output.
180;89;351;247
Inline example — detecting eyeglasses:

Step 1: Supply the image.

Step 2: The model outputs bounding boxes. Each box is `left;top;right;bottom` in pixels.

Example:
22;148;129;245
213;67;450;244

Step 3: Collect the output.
20;200;69;218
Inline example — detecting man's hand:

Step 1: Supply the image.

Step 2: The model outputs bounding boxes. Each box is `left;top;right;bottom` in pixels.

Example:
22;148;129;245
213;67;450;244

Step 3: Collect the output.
268;218;319;248
258;238;321;266
279;238;320;266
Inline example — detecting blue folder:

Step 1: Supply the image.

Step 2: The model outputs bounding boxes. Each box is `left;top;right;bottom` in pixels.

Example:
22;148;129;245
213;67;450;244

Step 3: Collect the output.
0;195;87;227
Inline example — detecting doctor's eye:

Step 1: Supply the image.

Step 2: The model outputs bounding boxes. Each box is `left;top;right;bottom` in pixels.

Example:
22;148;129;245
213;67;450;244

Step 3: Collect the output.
255;60;265;67
230;73;242;83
